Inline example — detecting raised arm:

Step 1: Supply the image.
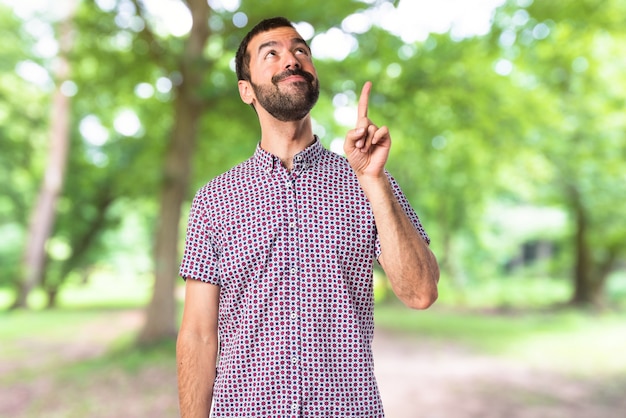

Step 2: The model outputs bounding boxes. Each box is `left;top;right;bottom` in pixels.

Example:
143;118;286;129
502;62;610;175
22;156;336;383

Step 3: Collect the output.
176;279;220;417
344;82;439;309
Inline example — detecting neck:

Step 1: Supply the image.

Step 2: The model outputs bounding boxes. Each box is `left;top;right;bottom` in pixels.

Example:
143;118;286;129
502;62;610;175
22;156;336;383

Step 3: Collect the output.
258;115;315;170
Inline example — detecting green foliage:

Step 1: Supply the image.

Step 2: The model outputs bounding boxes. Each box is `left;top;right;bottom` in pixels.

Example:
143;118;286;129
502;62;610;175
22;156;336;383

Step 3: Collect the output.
437;274;572;309
0;0;624;307
489;0;626;302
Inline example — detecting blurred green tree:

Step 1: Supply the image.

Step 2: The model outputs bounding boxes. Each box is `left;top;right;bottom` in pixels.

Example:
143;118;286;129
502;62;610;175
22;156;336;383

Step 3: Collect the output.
0;5;47;289
491;0;626;307
11;0;79;309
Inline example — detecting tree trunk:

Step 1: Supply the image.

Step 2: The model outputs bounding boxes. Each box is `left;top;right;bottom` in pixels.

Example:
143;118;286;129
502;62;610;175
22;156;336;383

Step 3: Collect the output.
568;186;605;308
137;0;211;345
45;287;59;309
43;188;114;309
11;2;77;309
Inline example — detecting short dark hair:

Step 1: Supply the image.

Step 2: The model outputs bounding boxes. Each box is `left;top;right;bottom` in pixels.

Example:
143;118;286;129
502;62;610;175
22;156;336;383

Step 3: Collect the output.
235;16;299;81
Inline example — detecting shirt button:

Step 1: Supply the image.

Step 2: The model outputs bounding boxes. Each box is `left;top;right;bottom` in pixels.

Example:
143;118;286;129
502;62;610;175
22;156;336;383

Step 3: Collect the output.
289;222;296;229
290;267;297;275
286;181;292;188
291;403;298;411
265;167;271;174
295;155;302;161
291;356;298;364
290;312;297;320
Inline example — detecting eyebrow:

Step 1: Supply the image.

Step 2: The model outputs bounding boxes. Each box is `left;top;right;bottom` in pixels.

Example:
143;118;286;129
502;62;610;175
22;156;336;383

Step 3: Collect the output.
257;37;310;55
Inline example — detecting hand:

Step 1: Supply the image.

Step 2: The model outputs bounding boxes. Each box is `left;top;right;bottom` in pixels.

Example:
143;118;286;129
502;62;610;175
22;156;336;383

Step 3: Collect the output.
343;81;391;178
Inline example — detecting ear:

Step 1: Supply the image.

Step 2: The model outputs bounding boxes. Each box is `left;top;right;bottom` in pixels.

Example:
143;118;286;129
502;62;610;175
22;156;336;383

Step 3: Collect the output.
238;80;254;105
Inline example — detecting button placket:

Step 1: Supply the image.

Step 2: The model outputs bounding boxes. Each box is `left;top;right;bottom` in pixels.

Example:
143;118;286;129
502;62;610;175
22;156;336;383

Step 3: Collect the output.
280;166;302;415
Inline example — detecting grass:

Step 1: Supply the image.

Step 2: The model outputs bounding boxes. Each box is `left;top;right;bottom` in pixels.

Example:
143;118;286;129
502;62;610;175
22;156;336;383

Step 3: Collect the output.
2;273;626;376
373;271;626;377
0;308;102;339
3;281;625;380
2;321;178;418
374;304;626;376
435;275;572;309
59;338;176;377
0;271;153;311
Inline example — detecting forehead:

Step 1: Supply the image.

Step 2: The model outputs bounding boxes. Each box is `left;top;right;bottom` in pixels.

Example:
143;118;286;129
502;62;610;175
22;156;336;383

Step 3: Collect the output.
248;27;306;57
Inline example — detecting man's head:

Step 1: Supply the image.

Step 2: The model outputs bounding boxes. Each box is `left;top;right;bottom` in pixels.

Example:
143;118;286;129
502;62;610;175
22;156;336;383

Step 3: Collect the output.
236;17;319;122
236;17;295;82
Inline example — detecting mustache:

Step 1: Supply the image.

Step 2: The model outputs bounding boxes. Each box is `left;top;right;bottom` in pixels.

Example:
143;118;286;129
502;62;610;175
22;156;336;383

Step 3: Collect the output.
272;68;315;84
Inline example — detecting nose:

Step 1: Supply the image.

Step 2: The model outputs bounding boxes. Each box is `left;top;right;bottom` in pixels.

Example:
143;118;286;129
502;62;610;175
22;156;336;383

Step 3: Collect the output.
284;51;301;70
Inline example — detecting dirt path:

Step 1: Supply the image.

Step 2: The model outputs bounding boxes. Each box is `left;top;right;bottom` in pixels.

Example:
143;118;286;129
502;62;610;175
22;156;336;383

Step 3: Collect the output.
2;310;624;418
373;329;625;418
0;309;145;417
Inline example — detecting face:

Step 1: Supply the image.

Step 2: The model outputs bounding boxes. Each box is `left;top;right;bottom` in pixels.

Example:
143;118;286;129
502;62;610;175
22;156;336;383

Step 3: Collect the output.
242;27;319;122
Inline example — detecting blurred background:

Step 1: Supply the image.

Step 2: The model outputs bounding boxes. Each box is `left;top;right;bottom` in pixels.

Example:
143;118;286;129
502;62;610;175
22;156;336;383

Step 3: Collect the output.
1;0;625;417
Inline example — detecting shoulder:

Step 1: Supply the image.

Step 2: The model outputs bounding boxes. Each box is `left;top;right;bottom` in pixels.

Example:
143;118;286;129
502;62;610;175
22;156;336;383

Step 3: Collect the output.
318;146;353;173
193;158;255;203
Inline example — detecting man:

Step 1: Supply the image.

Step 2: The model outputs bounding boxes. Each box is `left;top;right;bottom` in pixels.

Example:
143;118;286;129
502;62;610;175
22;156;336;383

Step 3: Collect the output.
177;16;439;418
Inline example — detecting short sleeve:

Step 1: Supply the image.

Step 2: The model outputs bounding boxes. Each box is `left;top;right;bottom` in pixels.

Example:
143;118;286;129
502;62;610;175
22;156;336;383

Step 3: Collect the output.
375;172;430;260
179;189;220;285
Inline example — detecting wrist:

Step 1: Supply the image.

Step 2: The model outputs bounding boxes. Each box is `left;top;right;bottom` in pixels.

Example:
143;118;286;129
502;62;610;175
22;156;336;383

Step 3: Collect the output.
357;173;392;201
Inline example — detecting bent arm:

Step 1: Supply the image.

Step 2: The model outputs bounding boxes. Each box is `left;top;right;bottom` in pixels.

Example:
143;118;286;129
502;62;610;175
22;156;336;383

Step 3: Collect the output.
363;175;439;309
344;81;438;309
177;279;220;417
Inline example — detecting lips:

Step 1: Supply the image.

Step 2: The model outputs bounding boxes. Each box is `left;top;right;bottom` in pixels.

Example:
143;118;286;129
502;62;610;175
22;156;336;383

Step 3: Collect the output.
280;75;306;83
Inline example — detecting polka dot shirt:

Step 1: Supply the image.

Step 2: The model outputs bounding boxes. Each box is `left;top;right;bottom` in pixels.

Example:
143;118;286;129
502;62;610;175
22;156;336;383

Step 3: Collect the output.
180;138;429;417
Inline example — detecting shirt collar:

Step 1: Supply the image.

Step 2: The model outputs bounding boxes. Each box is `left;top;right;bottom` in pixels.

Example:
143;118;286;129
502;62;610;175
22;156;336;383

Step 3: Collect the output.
254;136;323;174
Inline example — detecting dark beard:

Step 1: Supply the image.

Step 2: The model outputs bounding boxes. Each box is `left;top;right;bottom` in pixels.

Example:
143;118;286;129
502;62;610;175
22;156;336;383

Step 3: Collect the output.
250;69;320;122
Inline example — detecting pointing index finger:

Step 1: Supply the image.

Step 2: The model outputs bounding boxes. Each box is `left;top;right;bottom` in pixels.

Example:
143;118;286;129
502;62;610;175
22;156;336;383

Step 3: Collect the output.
358;81;372;120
